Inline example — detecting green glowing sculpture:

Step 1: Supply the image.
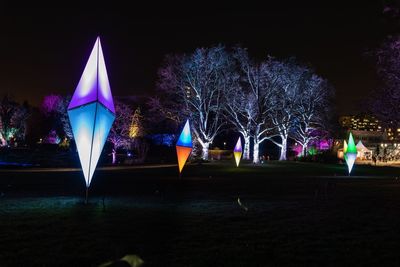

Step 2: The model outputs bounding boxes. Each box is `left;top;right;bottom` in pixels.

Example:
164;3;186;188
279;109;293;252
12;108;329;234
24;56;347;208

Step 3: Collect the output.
345;132;357;174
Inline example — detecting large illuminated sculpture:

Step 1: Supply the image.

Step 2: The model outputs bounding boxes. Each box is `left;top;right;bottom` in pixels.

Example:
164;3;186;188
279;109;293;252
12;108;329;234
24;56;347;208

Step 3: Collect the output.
68;37;115;200
344;133;357;174
176;119;192;175
233;137;242;167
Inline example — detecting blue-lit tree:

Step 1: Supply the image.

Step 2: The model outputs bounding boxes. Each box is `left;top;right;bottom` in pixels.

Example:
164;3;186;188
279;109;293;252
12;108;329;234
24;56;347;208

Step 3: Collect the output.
291;73;332;156
222;48;255;160
233;48;276;163
157;46;231;160
223;84;255;160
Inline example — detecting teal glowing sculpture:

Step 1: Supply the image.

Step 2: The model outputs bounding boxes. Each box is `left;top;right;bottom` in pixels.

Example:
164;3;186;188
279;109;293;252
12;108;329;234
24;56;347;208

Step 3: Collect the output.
176;119;192;174
68;37;115;200
344;132;357;174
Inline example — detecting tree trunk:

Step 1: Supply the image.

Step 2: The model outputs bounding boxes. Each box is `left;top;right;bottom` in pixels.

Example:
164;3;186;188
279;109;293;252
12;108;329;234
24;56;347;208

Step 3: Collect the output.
112;148;117;164
299;145;306;157
279;136;287;161
243;135;250;160
301;143;307;157
0;133;6;146
253;141;260;164
201;142;210;160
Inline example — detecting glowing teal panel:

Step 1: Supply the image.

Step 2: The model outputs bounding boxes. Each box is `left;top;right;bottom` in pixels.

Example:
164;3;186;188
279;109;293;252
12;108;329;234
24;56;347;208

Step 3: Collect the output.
176;119;192;148
68;102;115;187
88;103;115;184
68;103;97;186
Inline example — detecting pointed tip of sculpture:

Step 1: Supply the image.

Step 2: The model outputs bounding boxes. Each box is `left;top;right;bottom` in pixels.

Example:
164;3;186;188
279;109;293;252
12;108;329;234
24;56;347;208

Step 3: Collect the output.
176;119;192;148
96;36;101;45
68;37;115;114
234;137;242;152
347;132;357;154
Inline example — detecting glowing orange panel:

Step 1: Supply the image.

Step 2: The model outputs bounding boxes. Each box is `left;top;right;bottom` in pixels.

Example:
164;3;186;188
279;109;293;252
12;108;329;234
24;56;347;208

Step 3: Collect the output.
176;146;192;173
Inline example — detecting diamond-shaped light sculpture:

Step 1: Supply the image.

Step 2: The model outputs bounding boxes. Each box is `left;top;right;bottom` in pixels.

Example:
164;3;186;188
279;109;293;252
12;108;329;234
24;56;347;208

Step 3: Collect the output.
68;37;115;189
176;119;192;174
344;132;357;174
233;137;242;167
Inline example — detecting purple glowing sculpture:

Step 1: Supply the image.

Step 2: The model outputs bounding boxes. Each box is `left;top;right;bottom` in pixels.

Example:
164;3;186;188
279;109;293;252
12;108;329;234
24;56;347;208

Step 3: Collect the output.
68;37;115;113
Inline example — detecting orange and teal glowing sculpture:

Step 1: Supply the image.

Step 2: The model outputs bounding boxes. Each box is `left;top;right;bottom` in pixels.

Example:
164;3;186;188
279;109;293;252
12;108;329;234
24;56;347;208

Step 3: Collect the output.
68;37;115;190
176;119;192;173
233;137;242;167
344;132;357;174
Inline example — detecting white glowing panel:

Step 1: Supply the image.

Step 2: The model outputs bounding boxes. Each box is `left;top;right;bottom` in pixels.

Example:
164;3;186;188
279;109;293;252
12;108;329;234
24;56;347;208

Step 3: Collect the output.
68;103;97;186
346;153;357;174
68;102;114;186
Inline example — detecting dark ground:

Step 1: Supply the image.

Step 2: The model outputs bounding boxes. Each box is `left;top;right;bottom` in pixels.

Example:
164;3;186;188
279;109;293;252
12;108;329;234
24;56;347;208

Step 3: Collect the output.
1;161;400;266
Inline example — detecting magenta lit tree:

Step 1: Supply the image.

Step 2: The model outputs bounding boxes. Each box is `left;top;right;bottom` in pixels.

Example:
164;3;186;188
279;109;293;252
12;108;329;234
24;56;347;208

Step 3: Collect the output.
41;94;73;140
41;94;63;115
369;35;400;129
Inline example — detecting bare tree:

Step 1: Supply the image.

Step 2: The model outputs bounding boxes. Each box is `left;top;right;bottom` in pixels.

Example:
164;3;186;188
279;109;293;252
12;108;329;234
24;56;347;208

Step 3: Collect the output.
291;73;332;156
41;94;73;139
0;95;30;145
108;100;134;164
233;49;275;163
56;96;73;139
41;94;63;115
147;93;183;127
369;35;400;129
157;46;229;160
267;59;315;161
221;48;255;160
223;84;255;160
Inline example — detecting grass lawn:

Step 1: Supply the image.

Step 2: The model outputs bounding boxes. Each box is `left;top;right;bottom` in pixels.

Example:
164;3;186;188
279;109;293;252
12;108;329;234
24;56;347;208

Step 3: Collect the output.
1;161;400;266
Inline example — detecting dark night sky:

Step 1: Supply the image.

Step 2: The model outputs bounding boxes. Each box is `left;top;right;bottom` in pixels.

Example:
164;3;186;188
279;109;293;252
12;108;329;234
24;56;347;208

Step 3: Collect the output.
0;2;391;115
